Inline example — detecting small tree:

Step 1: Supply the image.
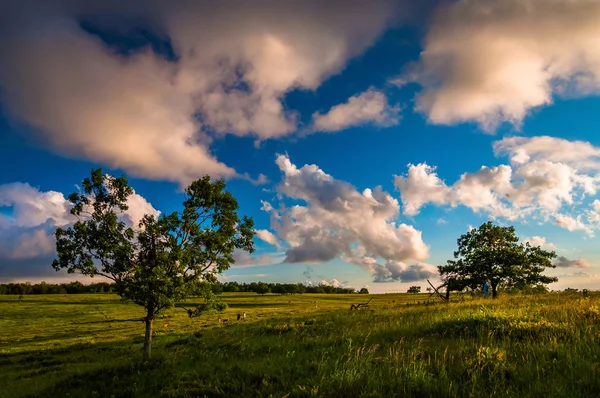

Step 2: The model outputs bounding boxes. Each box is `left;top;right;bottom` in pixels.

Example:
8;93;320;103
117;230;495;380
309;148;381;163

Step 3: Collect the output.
53;169;255;360
358;287;369;294
407;286;421;294
438;221;557;298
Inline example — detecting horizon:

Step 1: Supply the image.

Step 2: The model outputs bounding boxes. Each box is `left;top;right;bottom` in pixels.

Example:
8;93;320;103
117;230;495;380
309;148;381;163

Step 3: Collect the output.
1;0;599;293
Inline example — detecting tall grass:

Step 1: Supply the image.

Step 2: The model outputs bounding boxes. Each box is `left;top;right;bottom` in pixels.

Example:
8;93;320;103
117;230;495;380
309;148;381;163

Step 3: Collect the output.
1;292;599;397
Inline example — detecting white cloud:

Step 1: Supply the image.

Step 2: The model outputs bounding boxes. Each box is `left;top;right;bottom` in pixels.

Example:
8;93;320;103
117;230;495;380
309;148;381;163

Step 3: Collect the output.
0;183;72;228
394;164;452;216
523;236;556;250
255;229;280;248
124;191;161;228
0;1;400;184
311;89;400;132
344;257;439;283
554;214;594;235
394;136;600;235
0;180;159;279
409;0;600;131
494;136;600;172
313;279;352;289
437;218;447;225
554;256;590;269
231;250;274;267
262;155;430;282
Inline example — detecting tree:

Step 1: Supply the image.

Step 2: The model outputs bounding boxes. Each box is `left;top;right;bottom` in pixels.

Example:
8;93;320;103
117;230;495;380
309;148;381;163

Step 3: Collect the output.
358;287;369;294
438;221;557;298
256;282;270;295
52;169;255;360
407;286;421;294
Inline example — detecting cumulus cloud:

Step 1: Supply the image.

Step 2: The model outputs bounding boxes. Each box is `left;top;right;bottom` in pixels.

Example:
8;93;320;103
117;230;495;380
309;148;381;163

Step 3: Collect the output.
261;155;430;283
394;136;600;234
0;183;72;228
554;256;590;268
311;279;352;289
409;0;600;131
494;136;600;172
0;0;405;184
311;89;400;132
255;229;280;248
523;236;556;250
352;258;439;283
0;181;159;280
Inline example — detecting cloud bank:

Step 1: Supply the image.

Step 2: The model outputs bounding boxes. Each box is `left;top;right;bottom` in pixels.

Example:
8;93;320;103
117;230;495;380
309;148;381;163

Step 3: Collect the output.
395;136;600;235
0;0;406;185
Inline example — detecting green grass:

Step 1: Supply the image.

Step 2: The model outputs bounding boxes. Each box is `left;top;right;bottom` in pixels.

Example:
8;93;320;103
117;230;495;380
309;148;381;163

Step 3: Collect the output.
1;292;600;397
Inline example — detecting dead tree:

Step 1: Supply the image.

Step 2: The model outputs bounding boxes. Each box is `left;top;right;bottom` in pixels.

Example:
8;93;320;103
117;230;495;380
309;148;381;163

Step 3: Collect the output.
350;297;373;310
427;279;448;302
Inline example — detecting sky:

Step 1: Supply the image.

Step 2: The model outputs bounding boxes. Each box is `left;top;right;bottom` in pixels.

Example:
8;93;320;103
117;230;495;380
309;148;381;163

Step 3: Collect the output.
1;0;599;292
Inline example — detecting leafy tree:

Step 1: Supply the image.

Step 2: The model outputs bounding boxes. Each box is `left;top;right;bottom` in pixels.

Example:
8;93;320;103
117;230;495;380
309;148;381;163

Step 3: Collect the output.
438;221;557;298
296;283;306;294
256;282;270;295
407;286;421;294
358;287;369;294
52;169;255;360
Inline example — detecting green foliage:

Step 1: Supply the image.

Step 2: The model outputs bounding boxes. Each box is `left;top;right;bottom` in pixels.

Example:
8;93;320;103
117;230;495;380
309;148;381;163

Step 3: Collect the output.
407;286;421;294
255;282;270;295
358;287;369;294
52;169;254;359
439;221;557;298
186;284;228;317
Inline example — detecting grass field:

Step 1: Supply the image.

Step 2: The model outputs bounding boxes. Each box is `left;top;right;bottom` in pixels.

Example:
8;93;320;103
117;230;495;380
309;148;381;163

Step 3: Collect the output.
1;292;600;397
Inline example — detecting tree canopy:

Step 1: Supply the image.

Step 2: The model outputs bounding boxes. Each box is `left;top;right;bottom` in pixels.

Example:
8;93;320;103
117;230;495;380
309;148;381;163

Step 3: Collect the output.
52;169;255;360
438;221;557;298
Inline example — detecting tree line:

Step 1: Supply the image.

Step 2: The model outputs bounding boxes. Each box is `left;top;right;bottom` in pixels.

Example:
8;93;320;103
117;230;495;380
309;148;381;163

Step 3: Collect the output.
0;281;114;295
0;280;363;296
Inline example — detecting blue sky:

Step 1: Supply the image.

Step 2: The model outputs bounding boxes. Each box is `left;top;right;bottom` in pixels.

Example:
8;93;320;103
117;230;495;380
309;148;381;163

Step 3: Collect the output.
1;0;599;292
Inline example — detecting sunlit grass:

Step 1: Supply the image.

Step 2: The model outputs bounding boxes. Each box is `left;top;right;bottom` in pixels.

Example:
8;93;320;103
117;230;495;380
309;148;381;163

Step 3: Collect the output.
1;292;599;397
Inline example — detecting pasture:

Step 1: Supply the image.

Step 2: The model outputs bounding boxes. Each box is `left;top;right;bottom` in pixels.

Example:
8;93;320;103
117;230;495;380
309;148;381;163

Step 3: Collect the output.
1;292;600;397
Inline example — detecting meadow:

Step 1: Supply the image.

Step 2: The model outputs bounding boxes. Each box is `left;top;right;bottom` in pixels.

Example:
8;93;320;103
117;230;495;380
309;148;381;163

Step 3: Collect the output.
1;292;600;397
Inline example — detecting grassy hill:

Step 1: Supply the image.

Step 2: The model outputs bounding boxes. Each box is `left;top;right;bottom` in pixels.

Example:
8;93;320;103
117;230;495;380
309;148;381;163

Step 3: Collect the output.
1;292;599;397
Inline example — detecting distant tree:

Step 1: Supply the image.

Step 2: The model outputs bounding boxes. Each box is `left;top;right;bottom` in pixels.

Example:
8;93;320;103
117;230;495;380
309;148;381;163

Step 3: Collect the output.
296;283;306;294
407;286;421;294
358;287;369;294
438;221;557;299
256;282;270;295
52;169;254;360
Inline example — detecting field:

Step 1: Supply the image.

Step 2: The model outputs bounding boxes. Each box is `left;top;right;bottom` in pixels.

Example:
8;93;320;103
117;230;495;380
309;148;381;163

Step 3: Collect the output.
1;292;600;397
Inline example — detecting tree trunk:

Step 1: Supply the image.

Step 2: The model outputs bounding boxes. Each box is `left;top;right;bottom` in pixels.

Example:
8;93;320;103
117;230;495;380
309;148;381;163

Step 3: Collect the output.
491;283;498;299
143;317;153;361
445;289;450;301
